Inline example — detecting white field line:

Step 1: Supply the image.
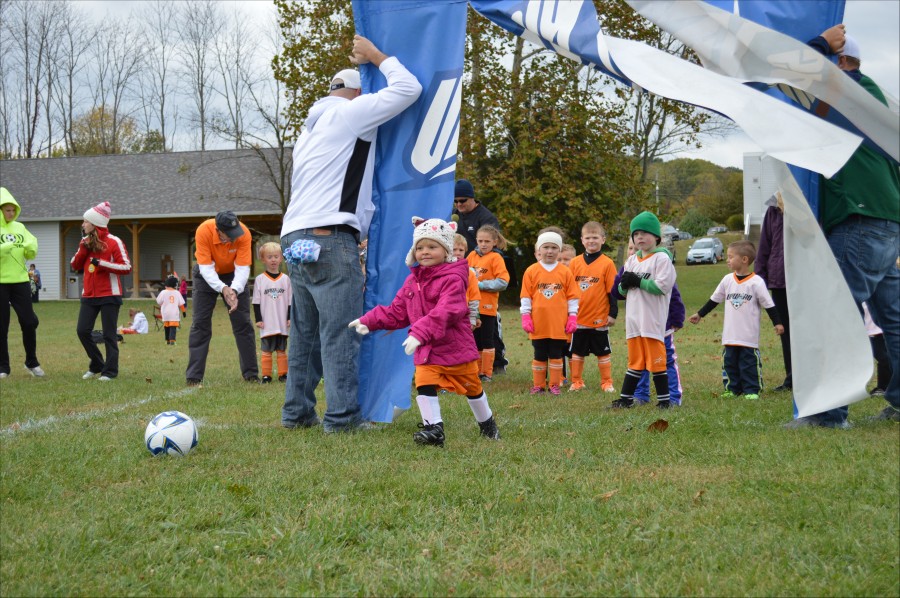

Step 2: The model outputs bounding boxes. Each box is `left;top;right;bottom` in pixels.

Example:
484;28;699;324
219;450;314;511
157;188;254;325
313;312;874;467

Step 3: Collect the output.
1;387;198;438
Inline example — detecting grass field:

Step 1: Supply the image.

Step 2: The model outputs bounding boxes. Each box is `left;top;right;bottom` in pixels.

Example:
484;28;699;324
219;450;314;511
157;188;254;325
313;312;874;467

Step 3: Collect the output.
2;244;898;596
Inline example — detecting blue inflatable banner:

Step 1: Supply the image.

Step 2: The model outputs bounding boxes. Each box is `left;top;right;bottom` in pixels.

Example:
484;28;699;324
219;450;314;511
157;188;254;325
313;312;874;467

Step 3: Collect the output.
352;0;468;423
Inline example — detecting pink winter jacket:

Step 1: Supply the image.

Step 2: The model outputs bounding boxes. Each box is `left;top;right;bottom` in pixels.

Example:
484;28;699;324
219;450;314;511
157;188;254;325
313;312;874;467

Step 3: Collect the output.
359;259;479;367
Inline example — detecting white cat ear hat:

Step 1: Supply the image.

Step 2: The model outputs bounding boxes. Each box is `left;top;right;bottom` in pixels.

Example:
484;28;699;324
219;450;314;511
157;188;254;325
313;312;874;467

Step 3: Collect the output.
406;216;458;267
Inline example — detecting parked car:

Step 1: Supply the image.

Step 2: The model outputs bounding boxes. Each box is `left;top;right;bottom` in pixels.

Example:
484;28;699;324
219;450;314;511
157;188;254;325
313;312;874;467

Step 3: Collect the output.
662;234;677;261
678;230;693;240
662;224;679;240
686;237;725;265
706;226;728;235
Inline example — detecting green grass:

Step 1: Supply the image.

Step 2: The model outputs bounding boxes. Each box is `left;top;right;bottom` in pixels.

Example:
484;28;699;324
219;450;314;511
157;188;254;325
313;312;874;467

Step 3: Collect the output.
2;257;898;596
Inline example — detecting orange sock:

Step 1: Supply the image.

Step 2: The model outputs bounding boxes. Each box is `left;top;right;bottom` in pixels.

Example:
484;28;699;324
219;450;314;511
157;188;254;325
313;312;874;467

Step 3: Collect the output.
532;360;547;388
598;356;613;387
570;355;585;385
261;352;273;377
549;359;564;387
478;350;485;376
482;348;495;378
276;350;288;377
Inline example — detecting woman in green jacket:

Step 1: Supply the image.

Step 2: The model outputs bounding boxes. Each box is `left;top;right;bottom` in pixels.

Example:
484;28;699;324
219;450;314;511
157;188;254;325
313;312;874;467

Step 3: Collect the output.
0;187;43;378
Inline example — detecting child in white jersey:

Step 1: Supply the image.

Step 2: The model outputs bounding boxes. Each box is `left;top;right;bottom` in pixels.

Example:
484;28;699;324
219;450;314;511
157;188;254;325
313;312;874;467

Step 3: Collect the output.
689;240;784;399
613;211;676;409
253;242;292;383
156;276;185;345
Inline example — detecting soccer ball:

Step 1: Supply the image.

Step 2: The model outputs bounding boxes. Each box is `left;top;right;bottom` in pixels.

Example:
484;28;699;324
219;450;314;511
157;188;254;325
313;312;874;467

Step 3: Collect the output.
145;411;198;456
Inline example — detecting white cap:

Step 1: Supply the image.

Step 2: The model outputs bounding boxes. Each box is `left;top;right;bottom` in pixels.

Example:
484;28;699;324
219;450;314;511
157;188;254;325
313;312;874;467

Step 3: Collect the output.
535;232;563;252
331;68;361;91
840;35;860;60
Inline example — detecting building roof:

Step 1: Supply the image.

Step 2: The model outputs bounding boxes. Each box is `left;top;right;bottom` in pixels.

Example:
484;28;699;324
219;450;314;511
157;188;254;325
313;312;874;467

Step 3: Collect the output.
0;148;292;223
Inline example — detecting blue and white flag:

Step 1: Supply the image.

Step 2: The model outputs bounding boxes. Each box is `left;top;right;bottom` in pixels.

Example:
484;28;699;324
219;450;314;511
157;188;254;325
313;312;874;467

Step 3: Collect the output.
353;0;468;423
469;0;861;177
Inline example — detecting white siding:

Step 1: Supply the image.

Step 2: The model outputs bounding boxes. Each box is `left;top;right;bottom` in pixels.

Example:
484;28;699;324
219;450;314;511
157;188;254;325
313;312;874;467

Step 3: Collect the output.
28;223;61;300
743;153;780;226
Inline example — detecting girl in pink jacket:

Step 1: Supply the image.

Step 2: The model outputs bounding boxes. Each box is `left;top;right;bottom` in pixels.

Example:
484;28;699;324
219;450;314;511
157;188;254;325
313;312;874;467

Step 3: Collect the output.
349;217;500;448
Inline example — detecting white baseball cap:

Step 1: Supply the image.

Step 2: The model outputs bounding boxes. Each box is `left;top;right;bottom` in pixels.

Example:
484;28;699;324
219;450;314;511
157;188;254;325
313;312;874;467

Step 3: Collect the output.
840;35;860;60
331;69;361;91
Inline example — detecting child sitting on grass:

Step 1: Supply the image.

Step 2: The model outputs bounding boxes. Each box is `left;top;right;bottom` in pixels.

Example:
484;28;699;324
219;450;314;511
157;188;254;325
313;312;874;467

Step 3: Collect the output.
520;231;580;395
118;308;148;335
689;240;784;400
349;217;500;448
156;276;186;345
253;242;291;383
613;211;676;409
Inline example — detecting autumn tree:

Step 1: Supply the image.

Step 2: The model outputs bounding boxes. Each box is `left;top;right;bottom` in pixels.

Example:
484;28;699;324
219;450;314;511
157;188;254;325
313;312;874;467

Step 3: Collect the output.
70;105;143;155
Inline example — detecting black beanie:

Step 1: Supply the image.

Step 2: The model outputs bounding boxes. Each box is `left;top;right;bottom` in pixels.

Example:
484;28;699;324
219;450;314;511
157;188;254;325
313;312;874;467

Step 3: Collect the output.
454;179;475;199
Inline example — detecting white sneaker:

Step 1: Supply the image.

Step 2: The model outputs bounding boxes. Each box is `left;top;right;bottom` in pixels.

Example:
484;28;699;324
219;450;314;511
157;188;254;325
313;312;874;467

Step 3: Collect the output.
98;376;113;382
0;372;8;379
26;366;45;377
82;371;97;380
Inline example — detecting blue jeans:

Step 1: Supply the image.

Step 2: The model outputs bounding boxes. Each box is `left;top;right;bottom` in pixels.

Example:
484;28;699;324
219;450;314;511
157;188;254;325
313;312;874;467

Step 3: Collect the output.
721;345;762;395
635;334;683;405
818;216;900;424
281;229;363;431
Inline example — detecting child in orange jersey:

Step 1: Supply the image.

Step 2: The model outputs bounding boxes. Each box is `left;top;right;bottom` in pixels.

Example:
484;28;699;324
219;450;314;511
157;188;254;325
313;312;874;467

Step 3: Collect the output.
520;231;580;395
156;276;186;345
559;244;576;267
467;225;509;382
568;221;618;393
454;234;481;330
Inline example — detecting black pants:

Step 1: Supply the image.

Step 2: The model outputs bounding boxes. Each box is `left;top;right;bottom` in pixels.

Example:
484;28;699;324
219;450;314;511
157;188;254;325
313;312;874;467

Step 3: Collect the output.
165;326;178;342
722;345;762;395
770;287;791;386
0;281;40;374
76;300;121;378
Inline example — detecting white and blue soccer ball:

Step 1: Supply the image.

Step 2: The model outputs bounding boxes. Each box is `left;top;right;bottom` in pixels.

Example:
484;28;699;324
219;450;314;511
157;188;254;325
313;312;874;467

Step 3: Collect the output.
145;411;198;456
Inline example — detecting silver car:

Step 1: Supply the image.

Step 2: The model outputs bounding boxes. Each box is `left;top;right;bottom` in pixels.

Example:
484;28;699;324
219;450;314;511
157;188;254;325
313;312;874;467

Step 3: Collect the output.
686;237;724;265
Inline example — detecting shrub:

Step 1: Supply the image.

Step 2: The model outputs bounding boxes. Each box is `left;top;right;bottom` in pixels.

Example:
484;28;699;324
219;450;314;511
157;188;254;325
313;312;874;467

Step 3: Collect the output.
678;209;715;238
726;213;744;231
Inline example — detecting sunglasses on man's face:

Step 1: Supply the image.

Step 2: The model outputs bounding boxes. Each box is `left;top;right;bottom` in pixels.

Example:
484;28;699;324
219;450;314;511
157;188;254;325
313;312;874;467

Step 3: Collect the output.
454;198;470;204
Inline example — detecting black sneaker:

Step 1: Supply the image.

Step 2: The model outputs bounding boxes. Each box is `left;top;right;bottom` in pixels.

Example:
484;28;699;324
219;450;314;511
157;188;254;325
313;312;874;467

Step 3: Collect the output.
656;399;671;409
610;397;635;409
278;374;287;382
870;387;887;397
478;416;501;440
413;421;445;447
872;406;900;422
262;376;273;384
186;378;202;387
244;375;262;384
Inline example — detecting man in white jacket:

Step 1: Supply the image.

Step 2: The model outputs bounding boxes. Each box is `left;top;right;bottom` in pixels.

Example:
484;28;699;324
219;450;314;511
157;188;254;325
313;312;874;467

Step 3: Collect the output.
281;35;422;433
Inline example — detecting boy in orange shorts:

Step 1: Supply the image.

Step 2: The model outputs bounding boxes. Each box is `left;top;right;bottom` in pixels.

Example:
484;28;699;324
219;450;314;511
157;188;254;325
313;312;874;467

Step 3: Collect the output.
613;211;676;409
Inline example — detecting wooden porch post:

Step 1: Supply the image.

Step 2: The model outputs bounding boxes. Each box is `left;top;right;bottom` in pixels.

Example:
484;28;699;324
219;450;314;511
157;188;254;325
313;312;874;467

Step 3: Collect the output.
125;223;146;298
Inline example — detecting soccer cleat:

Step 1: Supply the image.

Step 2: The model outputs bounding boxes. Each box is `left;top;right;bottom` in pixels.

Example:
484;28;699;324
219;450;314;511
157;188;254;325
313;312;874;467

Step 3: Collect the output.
529;386;545;395
601;383;616;393
870;388;886;397
261;376;273;384
774;383;792;392
278;374;287;383
549;385;561;396
609;397;635;409
656;399;671;409
83;371;98;380
98;375;113;382
479;374;493;383
413;421;445;447
743;393;759;400
26;366;45;377
721;390;736;398
0;373;8;379
478;416;501;440
244;375;262;384
569;381;586;392
872;406;900;422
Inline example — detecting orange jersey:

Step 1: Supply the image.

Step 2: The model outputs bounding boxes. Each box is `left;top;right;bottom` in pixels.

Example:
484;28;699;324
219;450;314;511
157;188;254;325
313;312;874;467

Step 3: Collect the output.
467;250;508;317
194;218;252;274
569;253;617;328
520;262;580;340
466;267;480;305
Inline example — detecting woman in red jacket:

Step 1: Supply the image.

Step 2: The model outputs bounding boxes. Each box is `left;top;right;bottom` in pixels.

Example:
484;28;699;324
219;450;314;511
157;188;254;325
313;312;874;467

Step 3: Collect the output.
70;202;132;381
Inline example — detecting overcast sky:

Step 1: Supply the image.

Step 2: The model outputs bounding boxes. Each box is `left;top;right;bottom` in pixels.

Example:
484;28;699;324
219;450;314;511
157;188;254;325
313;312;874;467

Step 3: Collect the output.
79;0;898;168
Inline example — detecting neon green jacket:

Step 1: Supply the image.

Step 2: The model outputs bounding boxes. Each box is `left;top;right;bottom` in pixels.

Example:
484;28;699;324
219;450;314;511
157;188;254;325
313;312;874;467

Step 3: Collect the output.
0;187;38;284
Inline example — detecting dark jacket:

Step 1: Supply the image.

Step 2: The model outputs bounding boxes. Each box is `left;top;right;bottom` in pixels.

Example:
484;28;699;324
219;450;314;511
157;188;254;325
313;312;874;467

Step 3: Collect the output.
454;203;500;252
756;204;785;289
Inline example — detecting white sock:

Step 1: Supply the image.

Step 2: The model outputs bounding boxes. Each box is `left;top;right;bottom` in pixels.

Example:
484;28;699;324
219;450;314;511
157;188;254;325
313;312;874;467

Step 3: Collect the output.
415;395;434;425
427;395;443;424
467;392;492;423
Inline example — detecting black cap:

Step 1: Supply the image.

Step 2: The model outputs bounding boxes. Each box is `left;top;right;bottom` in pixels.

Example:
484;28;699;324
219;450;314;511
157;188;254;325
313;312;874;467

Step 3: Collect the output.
454;179;475;199
215;210;244;241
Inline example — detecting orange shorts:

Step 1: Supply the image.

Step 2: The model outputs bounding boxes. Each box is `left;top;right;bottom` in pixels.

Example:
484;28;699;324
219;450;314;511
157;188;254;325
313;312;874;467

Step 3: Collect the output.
415;361;483;397
627;337;666;373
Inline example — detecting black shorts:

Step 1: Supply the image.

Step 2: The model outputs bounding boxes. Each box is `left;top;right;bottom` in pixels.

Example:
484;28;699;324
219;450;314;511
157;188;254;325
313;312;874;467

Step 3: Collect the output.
532;338;568;361
570;329;611;357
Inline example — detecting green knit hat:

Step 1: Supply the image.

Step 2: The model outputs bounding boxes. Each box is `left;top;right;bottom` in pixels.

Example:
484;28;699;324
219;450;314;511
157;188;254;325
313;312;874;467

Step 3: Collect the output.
630;211;661;240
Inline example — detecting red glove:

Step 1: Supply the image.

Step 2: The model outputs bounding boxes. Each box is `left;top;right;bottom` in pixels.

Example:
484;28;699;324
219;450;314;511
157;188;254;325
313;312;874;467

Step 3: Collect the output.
521;313;535;333
565;315;578;334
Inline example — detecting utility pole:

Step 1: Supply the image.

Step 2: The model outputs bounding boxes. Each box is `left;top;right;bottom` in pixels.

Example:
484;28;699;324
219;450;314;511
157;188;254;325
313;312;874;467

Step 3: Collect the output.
655;171;659;215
